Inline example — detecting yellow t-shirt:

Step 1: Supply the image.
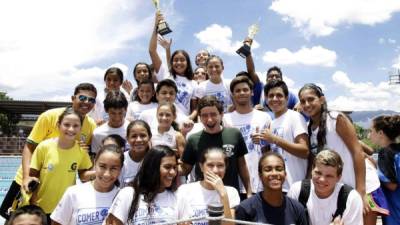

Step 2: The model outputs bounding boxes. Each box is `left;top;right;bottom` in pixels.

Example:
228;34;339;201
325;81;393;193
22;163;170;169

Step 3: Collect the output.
15;107;96;184
30;138;92;213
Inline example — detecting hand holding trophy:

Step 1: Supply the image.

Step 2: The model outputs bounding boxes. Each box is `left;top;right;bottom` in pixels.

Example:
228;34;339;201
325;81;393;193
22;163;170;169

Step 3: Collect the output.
152;0;172;35
236;22;259;58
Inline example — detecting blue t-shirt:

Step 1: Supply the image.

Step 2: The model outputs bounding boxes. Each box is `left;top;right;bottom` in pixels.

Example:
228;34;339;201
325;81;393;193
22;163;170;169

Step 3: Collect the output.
378;143;400;225
235;192;309;225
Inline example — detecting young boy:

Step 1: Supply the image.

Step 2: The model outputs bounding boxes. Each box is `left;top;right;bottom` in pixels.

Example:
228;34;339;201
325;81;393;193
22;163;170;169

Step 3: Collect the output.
7;205;47;225
90;90;129;154
288;150;363;225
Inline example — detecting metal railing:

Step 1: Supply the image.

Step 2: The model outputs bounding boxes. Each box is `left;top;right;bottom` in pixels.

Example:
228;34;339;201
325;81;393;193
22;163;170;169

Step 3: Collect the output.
0;137;25;155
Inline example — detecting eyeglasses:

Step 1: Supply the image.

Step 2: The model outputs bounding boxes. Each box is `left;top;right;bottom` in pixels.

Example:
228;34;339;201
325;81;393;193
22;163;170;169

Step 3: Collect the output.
78;95;96;104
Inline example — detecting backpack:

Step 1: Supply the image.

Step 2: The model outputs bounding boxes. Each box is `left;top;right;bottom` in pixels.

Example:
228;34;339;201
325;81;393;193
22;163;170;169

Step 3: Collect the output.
298;179;352;221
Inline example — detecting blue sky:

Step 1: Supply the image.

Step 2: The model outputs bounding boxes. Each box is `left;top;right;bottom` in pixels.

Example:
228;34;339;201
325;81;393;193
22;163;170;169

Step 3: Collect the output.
1;0;400;111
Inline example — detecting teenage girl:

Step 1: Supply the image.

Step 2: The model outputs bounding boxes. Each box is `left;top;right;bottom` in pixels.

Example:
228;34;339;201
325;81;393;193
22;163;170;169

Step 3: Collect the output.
298;84;367;210
126;79;158;121
149;12;198;120
29;107;94;219
106;145;180;225
51;144;124;225
122;62;154;102
152;103;185;159
193;66;208;84
177;147;240;225
369;115;400;225
119;120;152;187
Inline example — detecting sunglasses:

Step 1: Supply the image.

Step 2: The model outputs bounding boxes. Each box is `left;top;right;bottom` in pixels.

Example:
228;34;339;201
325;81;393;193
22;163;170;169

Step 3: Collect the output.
77;95;96;104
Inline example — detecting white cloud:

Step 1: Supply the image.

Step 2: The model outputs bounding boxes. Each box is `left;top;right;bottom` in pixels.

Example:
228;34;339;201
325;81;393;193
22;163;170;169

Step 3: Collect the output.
270;0;400;37
194;24;260;55
378;38;386;44
392;55;400;69
262;46;337;67
379;38;397;45
329;71;400;111
388;38;397;44
0;0;154;100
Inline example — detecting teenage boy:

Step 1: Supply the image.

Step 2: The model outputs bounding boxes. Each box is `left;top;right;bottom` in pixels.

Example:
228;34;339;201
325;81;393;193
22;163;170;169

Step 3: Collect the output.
91;90;129;154
0;83;97;220
288;150;363;225
260;80;309;192
139;79;188;128
180;95;252;196
224;75;272;195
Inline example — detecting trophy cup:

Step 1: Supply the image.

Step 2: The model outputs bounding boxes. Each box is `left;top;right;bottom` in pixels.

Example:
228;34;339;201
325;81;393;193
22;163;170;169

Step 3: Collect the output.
236;23;259;58
152;0;172;35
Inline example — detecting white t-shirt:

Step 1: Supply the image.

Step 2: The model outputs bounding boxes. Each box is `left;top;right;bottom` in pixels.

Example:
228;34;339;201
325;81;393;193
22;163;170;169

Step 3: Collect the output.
51;182;119;225
172;76;197;116
195;79;232;112
288;181;363;225
365;158;380;193
151;127;177;149
108;187;179;225
270;109;308;191
139;107;188;129
224;110;272;193
119;151;141;187
126;101;157;121
91;120;130;154
155;65;169;82
176;181;240;225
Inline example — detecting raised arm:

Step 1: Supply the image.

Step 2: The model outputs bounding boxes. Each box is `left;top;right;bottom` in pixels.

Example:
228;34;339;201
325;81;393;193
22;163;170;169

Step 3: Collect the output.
158;35;172;71
244;38;260;84
149;12;163;74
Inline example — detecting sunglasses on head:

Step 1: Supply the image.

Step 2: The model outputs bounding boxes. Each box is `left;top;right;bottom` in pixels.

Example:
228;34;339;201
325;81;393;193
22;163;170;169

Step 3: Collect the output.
78;95;96;104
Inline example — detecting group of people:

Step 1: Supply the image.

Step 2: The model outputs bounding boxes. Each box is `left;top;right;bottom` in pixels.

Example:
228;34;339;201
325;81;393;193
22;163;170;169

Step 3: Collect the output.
1;11;400;225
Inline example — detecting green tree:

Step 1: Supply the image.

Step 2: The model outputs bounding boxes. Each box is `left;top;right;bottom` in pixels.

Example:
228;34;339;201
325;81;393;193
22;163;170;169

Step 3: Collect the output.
0;92;21;135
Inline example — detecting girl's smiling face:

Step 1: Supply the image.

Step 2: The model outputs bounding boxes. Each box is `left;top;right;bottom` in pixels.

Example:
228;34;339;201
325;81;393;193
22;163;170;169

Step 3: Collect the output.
172;52;188;75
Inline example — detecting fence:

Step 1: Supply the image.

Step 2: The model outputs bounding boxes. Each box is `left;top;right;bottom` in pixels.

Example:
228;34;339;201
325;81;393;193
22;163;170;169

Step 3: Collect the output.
0;137;25;155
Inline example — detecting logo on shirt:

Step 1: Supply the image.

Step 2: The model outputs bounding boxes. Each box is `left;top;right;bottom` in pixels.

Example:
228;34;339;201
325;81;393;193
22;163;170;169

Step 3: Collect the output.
69;162;77;172
76;207;109;225
222;144;234;157
47;163;54;171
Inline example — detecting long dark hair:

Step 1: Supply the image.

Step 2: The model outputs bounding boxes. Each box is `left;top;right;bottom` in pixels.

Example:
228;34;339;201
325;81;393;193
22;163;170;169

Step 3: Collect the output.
134;79;157;103
170;50;193;80
298;83;329;153
127;145;177;222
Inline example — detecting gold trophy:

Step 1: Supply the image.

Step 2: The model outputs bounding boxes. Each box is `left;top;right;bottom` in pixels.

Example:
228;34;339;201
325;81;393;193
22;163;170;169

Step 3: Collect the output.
236;22;259;58
152;0;172;35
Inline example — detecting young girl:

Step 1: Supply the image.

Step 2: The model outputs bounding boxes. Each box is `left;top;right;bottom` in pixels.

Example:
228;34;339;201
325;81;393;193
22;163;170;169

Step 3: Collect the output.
149;12;198;119
235;152;308;224
177;147;240;225
152;103;185;158
298;84;365;194
122;63;154;102
369;115;400;225
29;107;94;218
126;79;158;121
194;55;232;113
106;145;180;225
193;66;208;84
119;120;152;187
50;144;124;225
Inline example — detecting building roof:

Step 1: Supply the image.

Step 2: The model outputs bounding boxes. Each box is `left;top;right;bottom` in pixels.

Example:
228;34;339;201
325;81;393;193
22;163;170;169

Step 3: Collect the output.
0;100;70;115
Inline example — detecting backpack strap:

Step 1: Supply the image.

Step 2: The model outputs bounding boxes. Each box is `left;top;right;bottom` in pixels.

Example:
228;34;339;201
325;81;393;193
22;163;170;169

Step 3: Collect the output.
298;179;311;208
332;184;353;220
